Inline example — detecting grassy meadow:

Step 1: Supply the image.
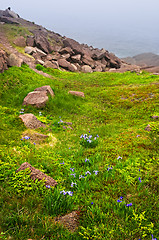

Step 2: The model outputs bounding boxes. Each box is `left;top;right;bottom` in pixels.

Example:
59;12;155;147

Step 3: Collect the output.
0;64;158;239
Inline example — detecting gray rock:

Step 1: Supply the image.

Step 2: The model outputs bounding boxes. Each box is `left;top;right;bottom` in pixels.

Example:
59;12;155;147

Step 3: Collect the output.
61;53;70;59
59;47;74;55
63;38;83;55
8;53;23;67
19;113;46;129
81;65;93;73
0;16;19;25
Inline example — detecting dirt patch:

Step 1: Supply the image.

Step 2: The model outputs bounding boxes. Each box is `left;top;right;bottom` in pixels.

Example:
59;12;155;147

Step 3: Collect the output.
55;211;79;232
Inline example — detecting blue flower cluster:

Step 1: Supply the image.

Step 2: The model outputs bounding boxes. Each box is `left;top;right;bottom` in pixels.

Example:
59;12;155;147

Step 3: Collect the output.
80;133;99;148
21;136;30;140
117;196;132;207
60;190;73;196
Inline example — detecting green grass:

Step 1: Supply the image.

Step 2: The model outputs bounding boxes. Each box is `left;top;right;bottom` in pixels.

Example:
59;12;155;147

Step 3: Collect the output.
0;64;158;240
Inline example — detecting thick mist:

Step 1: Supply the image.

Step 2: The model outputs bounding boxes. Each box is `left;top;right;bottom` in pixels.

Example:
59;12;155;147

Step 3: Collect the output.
1;0;159;57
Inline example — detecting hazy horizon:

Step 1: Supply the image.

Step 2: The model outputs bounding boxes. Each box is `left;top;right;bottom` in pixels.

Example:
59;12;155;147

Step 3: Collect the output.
1;0;159;57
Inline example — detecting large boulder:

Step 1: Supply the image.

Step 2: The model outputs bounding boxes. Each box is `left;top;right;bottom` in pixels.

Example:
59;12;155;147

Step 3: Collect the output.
16;162;58;187
82;54;95;68
23;91;49;108
19;113;46;129
59;47;74;55
26;36;35;47
34;85;54;97
0;16;19;25
34;33;53;54
81;65;93;73
25;46;36;55
43;60;59;69
71;54;81;63
13;36;26;47
7;53;23;67
63;38;83;55
0;50;8;73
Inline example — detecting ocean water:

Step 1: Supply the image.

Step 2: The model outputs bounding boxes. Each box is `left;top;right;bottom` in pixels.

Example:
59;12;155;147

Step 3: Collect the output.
59;28;159;58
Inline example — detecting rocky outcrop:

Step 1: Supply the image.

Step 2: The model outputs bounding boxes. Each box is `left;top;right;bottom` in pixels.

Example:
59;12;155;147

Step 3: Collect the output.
16;162;58;187
0;8;125;73
23;85;54;108
19;113;46;129
0;50;8;73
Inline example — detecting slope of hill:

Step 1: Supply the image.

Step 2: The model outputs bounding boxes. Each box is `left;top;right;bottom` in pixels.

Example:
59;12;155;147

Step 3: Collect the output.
122;52;159;73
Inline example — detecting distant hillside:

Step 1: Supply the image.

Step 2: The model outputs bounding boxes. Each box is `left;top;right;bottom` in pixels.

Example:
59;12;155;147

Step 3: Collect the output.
122;52;159;68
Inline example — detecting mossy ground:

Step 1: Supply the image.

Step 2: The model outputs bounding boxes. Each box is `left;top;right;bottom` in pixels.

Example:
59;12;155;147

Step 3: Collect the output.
0;65;158;240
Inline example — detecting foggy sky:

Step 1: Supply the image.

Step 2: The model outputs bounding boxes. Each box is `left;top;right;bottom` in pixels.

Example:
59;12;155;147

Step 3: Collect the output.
1;0;159;57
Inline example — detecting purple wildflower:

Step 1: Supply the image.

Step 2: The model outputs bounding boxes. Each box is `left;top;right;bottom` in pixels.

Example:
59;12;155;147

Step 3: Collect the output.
138;177;142;183
60;190;67;195
85;158;90;162
67;191;73;196
85;171;91;176
107;166;113;171
96;135;99;138
89;135;92;139
71;182;77;187
46;185;51;188
70;173;76;177
117;156;122;160
79;175;85;179
60;161;65;165
70;168;74;171
117;199;122;203
93;170;99;175
151;234;157;240
87;139;92;143
80;134;83;138
125;203;132;207
91;202;93;205
136;135;140;137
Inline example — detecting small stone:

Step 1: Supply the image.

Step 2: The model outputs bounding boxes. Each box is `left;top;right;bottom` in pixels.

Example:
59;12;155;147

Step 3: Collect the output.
68;91;85;97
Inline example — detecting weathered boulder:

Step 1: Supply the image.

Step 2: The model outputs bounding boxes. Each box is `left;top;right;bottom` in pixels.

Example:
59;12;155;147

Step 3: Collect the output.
58;58;70;68
23;91;49;108
43;60;59;69
26;36;35;47
81;65;93;73
93;65;103;72
19;113;46;129
63;38;83;55
16;162;57;187
0;50;8;73
7;53;23;67
0;16;19;24
34;33;53;54
71;54;81;63
34;85;54;97
13;36;26;47
25;46;36;55
61;53;70;59
59;47;74;55
69;91;85;97
35;59;44;65
82;54;95;68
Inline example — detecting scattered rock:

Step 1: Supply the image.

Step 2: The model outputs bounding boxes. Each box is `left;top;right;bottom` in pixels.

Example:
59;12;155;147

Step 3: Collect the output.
0;16;19;24
35;59;44;65
34;85;54;97
23;91;49;108
7;53;23;67
59;47;74;55
55;211;79;232
16;162;57;187
0;50;8;73
69;91;85;97
19;113;46;129
13;36;26;47
71;54;81;63
81;65;93;73
63;38;83;55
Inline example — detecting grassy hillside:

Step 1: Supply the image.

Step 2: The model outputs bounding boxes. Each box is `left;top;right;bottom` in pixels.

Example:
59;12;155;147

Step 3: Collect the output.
0;64;158;240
